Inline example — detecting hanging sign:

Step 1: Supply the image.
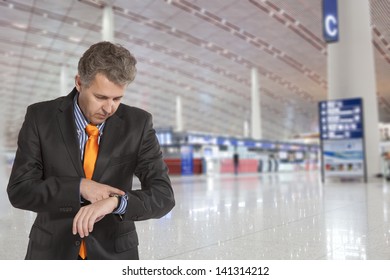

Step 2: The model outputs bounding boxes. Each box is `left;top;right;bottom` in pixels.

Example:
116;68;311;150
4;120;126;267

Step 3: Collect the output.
322;0;339;43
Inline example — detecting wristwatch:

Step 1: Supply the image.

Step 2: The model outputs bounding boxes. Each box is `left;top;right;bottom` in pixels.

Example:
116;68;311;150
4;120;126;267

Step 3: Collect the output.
109;193;128;220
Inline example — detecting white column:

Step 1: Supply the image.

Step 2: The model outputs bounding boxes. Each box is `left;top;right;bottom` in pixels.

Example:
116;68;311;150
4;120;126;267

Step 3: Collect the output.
243;120;249;138
327;0;380;178
251;67;262;139
176;96;183;132
102;5;114;42
60;65;68;96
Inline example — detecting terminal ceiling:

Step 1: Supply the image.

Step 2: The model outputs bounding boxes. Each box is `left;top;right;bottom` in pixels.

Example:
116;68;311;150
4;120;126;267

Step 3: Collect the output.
1;0;390;149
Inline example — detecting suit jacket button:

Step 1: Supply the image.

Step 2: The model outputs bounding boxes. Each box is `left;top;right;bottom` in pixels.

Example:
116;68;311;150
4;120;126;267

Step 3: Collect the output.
75;241;81;246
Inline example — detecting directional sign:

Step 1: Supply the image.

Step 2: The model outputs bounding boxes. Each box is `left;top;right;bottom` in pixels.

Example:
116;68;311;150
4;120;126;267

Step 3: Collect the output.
319;98;363;140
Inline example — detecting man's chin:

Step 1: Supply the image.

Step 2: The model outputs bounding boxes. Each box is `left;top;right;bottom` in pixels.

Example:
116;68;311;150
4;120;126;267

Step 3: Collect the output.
92;115;110;124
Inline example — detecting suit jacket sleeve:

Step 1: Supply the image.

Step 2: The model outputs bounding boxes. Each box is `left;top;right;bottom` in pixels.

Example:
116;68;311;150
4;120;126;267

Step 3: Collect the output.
7;105;81;214
126;113;175;221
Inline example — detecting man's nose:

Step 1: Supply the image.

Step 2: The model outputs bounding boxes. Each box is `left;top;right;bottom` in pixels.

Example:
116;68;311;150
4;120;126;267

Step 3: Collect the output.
102;100;114;114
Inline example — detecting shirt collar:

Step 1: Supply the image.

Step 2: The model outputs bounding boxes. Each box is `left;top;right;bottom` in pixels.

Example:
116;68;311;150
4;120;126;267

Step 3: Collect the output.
73;93;105;135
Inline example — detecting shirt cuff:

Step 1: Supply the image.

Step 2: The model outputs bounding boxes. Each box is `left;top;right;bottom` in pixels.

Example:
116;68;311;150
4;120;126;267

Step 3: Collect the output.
112;194;128;215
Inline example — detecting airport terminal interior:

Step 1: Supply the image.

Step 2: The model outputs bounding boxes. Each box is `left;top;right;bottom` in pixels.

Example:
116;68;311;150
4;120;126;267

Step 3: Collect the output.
2;0;390;260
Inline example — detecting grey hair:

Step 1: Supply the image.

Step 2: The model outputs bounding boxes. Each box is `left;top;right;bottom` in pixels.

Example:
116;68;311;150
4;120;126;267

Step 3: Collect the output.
77;41;137;88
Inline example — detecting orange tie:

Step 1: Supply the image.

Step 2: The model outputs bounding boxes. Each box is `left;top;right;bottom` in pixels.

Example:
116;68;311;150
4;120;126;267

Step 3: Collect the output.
79;124;100;259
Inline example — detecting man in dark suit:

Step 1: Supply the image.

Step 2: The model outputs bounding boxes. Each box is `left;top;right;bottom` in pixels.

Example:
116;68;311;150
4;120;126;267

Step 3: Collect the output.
7;41;175;260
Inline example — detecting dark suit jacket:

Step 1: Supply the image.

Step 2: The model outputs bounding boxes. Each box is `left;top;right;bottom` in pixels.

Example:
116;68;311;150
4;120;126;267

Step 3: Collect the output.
7;88;175;259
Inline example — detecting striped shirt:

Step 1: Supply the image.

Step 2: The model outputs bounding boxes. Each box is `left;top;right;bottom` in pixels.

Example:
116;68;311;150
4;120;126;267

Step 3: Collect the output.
73;93;127;215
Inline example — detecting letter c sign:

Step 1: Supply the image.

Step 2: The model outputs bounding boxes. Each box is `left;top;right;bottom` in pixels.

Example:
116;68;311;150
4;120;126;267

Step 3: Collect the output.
322;0;339;43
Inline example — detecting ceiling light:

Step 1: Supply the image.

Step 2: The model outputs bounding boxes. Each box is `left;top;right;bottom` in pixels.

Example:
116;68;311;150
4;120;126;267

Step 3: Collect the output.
12;23;27;29
68;36;81;42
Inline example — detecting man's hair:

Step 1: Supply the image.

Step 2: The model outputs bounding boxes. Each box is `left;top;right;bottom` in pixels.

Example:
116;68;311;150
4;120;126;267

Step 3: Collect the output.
78;41;137;88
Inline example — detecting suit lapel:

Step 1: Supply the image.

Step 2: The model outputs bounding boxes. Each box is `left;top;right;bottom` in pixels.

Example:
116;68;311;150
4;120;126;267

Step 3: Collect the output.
57;89;84;178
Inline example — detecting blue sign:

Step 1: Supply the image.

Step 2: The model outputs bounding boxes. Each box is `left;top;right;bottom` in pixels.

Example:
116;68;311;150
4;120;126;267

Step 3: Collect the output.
318;97;366;181
217;137;237;146
261;141;275;150
187;134;217;145
319;98;363;140
322;0;339;43
180;145;193;175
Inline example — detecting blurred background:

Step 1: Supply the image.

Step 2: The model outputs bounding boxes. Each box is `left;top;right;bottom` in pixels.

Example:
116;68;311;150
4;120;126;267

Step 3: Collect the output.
2;0;390;260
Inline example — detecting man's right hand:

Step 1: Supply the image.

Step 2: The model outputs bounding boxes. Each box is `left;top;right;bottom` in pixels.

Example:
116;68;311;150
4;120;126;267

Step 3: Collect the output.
80;178;125;203
72;196;119;237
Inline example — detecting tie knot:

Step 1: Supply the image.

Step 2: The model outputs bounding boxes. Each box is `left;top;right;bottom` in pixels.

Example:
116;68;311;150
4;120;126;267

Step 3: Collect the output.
85;124;99;137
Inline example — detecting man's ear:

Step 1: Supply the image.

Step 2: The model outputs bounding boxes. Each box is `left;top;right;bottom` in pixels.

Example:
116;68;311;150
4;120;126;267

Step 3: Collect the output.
75;75;82;91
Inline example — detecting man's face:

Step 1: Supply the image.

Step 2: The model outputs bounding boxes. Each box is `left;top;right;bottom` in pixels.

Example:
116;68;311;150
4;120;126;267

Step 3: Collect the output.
75;73;126;125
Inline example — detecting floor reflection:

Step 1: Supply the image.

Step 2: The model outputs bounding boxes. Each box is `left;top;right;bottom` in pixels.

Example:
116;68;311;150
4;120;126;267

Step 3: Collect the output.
2;171;390;259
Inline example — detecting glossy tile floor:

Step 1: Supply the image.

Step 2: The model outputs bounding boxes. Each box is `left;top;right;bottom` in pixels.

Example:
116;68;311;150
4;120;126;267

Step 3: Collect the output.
2;170;390;260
